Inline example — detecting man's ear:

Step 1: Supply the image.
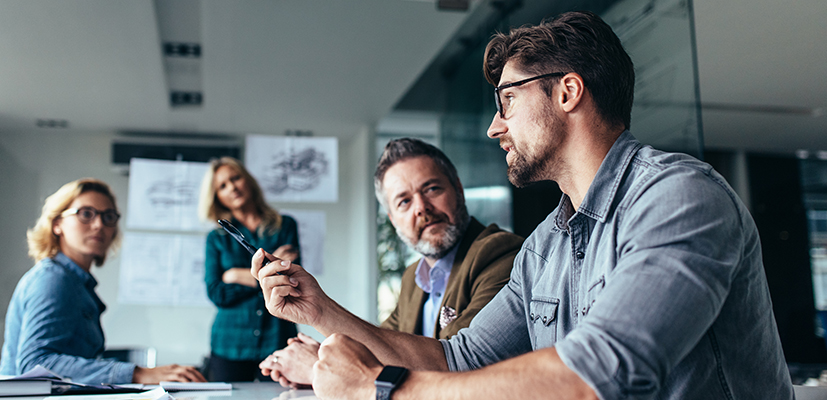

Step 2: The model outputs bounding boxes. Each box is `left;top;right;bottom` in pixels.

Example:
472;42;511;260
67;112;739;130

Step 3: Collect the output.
387;212;395;227
558;73;585;113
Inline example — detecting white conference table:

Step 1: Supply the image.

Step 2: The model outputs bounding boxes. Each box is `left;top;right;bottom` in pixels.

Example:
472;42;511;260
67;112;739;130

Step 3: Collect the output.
3;381;826;400
0;382;318;400
796;385;827;400
216;383;823;400
162;382;827;400
171;382;317;400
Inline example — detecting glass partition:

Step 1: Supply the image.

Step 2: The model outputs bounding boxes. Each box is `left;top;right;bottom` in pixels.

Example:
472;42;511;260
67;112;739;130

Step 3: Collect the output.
603;0;704;156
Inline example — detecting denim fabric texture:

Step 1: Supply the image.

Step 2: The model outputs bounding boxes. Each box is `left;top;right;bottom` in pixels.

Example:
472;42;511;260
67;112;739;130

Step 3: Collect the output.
442;132;793;399
205;215;299;361
1;253;135;384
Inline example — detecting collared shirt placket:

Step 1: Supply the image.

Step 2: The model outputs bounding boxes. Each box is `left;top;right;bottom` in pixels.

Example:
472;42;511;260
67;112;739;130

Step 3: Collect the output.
568;214;590;325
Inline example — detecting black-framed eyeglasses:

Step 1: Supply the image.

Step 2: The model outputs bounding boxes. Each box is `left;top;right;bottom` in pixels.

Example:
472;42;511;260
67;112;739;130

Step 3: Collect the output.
62;206;120;227
494;72;568;119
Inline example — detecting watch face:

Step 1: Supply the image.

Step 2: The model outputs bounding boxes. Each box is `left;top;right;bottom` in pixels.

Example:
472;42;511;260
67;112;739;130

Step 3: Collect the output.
376;366;408;386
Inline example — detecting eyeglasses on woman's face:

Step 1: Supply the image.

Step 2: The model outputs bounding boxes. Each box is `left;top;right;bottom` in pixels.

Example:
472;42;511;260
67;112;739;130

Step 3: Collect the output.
61;206;120;227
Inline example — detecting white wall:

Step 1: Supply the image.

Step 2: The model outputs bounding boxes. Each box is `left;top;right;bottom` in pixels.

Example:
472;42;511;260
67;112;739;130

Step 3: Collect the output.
0;128;376;367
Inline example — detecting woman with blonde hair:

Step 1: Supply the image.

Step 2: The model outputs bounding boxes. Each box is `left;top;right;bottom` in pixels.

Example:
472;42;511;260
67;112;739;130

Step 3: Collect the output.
199;157;300;381
0;178;205;384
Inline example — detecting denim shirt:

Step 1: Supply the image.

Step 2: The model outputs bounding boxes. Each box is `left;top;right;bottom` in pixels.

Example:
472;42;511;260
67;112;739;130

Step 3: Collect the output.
442;132;793;399
1;253;134;384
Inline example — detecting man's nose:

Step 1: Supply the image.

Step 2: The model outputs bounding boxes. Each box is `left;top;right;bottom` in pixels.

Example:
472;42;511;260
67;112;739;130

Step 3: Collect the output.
413;195;433;215
487;112;506;139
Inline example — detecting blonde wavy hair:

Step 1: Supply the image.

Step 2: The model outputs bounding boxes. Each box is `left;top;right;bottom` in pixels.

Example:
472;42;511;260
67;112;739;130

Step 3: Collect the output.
198;157;282;234
27;178;121;266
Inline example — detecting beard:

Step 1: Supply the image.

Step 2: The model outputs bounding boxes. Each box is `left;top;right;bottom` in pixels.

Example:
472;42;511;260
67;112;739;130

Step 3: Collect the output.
397;202;470;260
505;104;567;188
507;150;546;188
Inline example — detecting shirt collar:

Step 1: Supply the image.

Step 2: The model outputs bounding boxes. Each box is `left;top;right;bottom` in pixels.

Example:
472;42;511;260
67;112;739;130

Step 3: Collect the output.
414;243;460;294
555;131;642;227
54;252;98;290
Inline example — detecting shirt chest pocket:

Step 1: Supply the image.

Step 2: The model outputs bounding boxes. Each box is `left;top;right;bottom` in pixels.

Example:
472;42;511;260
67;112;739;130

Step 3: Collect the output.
528;298;559;349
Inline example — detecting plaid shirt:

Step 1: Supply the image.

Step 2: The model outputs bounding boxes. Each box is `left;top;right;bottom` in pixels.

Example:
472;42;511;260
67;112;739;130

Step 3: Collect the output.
204;216;300;361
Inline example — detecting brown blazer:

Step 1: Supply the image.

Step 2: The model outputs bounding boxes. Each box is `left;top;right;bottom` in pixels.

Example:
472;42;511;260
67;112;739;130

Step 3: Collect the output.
380;217;524;339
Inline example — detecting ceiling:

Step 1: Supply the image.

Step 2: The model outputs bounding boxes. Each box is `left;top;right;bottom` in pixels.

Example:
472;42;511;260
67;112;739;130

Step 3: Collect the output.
0;0;468;139
0;0;824;154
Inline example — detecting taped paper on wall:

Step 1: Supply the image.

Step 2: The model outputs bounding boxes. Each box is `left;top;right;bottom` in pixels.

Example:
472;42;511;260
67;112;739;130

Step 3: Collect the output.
245;136;338;203
281;209;325;275
118;232;211;307
126;158;212;232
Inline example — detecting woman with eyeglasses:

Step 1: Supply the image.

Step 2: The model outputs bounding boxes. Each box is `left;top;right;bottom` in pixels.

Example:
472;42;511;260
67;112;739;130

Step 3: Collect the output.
198;157;300;382
0;178;206;384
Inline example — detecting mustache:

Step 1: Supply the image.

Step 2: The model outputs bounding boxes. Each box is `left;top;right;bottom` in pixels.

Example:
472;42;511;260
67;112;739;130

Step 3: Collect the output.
414;212;447;236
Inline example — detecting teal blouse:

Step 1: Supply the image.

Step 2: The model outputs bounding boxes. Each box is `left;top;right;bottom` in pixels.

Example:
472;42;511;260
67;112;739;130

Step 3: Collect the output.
204;216;299;361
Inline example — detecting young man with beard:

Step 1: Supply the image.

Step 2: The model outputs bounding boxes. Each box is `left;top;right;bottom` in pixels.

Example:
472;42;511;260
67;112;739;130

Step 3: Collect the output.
258;138;523;387
252;11;793;400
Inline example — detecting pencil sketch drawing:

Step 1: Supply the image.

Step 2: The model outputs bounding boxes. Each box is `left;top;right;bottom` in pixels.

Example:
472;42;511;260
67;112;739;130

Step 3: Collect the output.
263;147;329;195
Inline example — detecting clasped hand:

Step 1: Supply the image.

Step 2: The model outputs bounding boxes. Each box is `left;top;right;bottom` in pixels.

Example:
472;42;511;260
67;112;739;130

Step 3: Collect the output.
260;332;320;388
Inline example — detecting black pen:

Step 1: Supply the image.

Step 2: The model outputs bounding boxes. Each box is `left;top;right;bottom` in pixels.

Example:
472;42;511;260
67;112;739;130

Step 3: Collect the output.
217;219;275;271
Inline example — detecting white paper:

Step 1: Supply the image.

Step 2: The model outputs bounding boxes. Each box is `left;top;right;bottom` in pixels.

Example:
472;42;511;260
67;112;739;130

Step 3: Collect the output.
6;365;63;380
245;136;338;203
281;210;325;275
118;232;211;306
44;387;172;400
126;158;212;231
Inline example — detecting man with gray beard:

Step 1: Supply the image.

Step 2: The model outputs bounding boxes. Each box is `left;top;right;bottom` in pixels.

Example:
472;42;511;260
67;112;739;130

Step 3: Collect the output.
259;138;523;387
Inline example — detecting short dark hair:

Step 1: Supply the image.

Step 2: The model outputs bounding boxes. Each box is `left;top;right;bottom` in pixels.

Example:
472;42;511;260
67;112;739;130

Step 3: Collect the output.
374;138;462;211
483;11;635;130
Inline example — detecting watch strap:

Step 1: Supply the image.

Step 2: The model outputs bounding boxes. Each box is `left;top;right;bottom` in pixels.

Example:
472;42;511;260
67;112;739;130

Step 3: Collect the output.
376;385;392;400
374;365;408;400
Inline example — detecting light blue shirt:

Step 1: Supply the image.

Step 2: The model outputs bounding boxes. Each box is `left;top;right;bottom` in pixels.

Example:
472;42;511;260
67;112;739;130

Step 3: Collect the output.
1;253;134;384
415;245;458;337
442;132;793;399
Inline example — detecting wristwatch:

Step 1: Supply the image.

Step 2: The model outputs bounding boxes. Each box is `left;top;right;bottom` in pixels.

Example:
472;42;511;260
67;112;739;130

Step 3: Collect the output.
374;365;408;400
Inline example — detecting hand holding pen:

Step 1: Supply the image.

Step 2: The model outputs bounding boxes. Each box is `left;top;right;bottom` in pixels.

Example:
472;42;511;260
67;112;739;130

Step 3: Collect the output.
219;218;329;327
251;247;329;327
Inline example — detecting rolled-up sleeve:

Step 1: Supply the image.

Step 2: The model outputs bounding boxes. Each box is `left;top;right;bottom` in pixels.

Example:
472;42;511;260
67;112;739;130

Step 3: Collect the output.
555;168;744;399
